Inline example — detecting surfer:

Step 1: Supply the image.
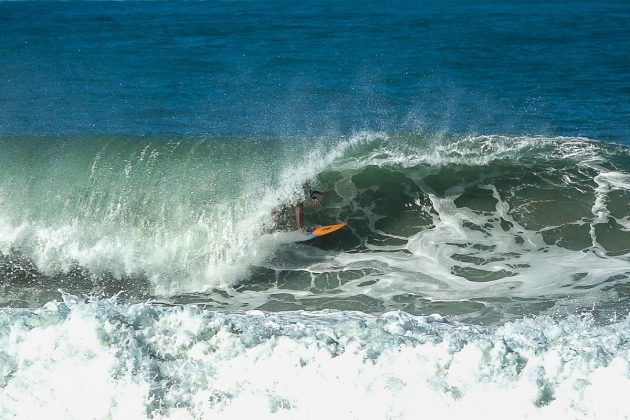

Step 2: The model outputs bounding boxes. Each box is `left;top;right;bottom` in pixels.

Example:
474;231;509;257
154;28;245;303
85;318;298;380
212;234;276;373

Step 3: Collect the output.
295;183;324;230
271;183;325;231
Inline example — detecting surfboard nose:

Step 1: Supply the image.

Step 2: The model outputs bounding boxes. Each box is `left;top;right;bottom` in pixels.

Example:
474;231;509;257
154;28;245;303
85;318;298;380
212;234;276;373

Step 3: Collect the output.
312;223;347;237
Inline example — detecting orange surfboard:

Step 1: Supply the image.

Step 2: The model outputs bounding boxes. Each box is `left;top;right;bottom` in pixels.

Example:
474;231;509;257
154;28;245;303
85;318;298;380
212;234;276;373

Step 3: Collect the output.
303;222;347;240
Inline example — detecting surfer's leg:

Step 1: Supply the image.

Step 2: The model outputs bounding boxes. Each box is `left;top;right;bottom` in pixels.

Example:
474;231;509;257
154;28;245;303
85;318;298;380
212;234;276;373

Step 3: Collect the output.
295;202;304;230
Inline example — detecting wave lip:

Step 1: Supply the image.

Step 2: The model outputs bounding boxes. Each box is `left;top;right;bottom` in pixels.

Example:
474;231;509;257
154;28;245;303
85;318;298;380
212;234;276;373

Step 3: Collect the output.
0;297;629;419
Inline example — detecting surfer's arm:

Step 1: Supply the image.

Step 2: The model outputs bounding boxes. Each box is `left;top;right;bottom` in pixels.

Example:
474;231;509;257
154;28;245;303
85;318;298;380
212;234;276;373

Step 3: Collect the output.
310;190;325;207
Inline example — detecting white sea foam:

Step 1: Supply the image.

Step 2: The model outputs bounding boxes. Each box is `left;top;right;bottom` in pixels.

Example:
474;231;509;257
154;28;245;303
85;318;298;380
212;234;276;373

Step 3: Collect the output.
0;297;628;419
318;185;629;308
578;157;630;248
335;135;600;169
590;171;630;225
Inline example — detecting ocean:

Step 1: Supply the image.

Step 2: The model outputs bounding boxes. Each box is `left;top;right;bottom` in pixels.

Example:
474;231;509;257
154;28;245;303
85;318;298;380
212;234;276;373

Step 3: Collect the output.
1;1;629;418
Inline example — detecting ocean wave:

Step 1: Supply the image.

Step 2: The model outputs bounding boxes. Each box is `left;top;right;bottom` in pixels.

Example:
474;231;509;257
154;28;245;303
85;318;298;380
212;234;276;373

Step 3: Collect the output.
0;134;628;318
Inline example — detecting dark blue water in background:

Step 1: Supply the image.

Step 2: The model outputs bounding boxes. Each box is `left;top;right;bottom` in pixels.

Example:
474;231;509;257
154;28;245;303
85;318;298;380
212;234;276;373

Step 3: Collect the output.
1;0;628;141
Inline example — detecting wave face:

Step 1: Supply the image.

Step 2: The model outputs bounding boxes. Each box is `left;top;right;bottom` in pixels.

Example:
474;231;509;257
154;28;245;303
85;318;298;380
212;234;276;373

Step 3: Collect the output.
0;134;629;324
0;295;629;419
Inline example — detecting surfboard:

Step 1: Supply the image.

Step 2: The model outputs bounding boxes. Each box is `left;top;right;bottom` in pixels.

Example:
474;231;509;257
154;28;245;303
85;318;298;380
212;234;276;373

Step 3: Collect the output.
300;222;347;241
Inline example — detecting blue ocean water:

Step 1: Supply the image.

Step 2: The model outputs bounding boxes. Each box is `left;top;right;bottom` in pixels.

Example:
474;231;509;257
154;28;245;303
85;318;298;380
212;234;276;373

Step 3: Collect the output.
1;1;630;418
1;1;628;140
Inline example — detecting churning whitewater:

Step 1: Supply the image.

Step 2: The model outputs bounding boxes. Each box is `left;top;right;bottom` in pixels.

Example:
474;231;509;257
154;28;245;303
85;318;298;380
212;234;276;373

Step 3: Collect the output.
0;295;629;419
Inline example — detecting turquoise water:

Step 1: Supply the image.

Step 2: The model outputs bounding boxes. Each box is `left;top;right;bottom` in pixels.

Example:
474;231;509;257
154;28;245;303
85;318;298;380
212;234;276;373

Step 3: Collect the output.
1;1;629;418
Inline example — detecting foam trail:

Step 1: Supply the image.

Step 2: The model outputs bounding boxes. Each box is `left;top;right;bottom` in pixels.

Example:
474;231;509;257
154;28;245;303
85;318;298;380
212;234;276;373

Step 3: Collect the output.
581;160;630;249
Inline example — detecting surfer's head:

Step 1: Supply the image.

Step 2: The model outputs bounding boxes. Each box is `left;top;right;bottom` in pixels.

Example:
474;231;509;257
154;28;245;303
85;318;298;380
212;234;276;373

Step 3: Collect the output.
302;182;323;208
